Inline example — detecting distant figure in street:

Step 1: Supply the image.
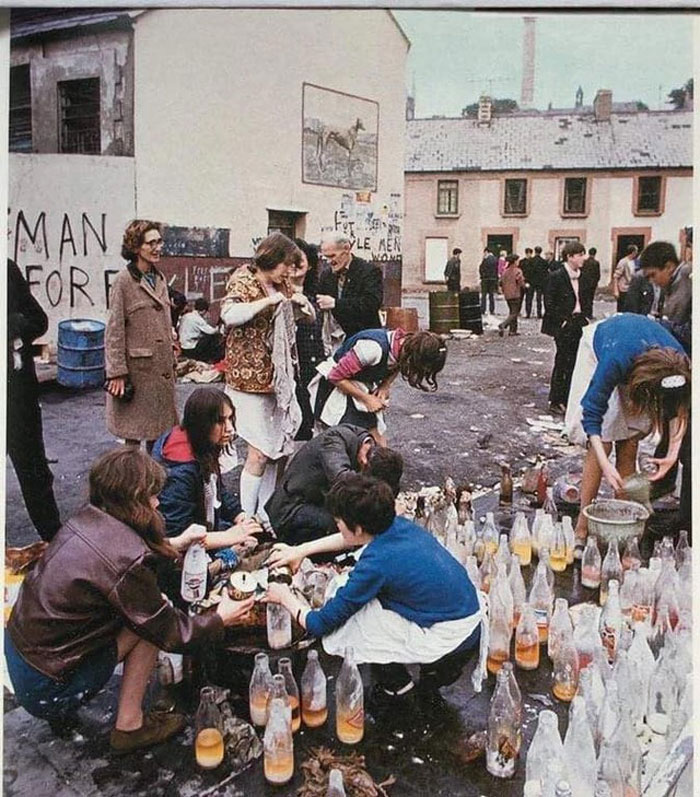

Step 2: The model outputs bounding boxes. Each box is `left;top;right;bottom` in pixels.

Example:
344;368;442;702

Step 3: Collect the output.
7;259;61;542
546;250;564;273
497;249;508;280
317;232;383;352
178;297;225;363
542;241;589;414
498;254;525;337
527;246;549;319
520;247;535;316
444;248;462;292
479;247;499;314
579;247;601;319
613;245;638;312
105;220;178;452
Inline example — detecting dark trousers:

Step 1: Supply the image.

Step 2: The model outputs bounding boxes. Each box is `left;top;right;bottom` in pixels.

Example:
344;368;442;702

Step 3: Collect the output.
277;503;336;546
549;317;586;406
181;333;225;364
7;374;61;542
499;298;522;334
480;280;498;314
525;285;543;318
616;294;628;313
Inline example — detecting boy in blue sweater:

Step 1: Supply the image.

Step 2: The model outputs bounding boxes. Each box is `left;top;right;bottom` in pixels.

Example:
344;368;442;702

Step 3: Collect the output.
264;474;483;706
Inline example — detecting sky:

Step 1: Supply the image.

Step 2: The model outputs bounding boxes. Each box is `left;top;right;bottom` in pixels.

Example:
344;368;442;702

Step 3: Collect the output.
394;11;694;118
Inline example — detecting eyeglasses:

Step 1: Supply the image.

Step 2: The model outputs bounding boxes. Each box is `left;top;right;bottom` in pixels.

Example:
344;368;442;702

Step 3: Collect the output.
143;238;164;249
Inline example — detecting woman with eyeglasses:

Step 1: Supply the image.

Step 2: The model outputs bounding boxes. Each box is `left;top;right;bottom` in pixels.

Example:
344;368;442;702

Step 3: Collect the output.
105;220;178;452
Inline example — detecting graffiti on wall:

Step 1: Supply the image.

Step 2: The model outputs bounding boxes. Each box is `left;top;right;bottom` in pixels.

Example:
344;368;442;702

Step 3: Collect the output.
320;191;402;262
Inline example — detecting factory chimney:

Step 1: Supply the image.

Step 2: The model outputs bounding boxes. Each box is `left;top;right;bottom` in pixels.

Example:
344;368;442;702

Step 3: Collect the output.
520;17;536;109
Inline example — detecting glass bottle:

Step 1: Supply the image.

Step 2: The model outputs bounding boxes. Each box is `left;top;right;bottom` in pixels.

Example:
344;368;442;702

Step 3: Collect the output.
552;628;579;702
562;515;575;566
596;679;620;747
536;462;549;507
539;547;555;591
599;540;623;606
596;738;625;797
264;697;294;785
327;768;347;797
649;603;673;658
548;598;573;663
610;708;642;796
495;533;511;569
593;781;613;797
598;580;622;664
465;555;481;591
278;657;301;733
510;511;532;566
301;650;327;728
479;549;497;594
577;665;605;751
631;567;654;624
194;686;225;769
473;527;486;565
549;523;567;573
508;559;527;628
538;516;555;561
554;782;573;797
488;579;513;675
500;463;513;505
482;512;499;557
529;558;553;644
267;602;292;650
181;541;208;603
563;696;597;797
492;562;514;626
646;648;676;737
531;508;545;557
618;568;636;620
654;560;680;629
486;668;519;778
515;602;540;670
573;604;600;672
336;647;364;744
501;661;523;753
543;486;558;520
525;709;564;786
249;651;274;727
581;536;602;589
621;536;642;572
626;623;655;724
675;529;690;569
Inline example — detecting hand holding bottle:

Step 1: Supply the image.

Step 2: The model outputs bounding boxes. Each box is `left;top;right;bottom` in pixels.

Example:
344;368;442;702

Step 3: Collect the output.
216;591;255;626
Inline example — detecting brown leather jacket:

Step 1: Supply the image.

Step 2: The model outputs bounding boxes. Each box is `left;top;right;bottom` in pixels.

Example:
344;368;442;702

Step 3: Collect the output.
8;505;224;681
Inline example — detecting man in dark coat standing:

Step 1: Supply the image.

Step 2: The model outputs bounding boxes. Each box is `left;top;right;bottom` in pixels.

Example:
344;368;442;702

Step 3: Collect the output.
443;248;462;292
317;233;383;345
579;247;601;319
479;247;499;314
265;424;402;545
541;242;588;414
7;259;61;541
527;246;549;319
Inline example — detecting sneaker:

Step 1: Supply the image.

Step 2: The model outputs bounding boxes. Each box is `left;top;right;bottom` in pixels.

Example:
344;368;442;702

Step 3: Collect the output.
110;711;186;754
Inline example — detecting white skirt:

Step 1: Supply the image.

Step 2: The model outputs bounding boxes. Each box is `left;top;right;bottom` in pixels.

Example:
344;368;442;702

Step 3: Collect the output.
564;323;651;446
224;387;294;460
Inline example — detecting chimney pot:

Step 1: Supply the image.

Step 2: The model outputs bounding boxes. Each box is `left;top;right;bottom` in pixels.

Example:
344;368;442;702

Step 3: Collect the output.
594;89;612;122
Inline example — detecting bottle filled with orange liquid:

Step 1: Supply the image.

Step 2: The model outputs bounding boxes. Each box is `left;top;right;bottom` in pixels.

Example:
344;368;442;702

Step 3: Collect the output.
194;686;225;769
482;512;500;557
264;697;294;785
278;657;301;733
549;523;567;572
336;647;364;744
249;652;274;727
551;631;579;703
515;603;540;670
301;650;327;728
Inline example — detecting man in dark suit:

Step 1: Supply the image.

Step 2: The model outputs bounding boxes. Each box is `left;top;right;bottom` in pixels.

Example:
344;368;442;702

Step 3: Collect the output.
579;247;601;319
542;242;588;414
479;247;499;314
7;259;61;541
443;248;462;292
527;246;549;319
317;233;383;343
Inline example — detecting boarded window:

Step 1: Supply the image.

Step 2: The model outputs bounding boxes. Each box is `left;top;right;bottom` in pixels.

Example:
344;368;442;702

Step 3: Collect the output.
563;177;587;214
58;78;101;154
437;180;458;215
9;65;32;153
267;210;304;240
504;179;527;214
425;237;448;282
637;176;662;213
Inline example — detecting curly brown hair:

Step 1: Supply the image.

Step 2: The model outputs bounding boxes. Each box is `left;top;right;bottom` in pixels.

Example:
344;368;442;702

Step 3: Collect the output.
89;448;178;560
397;331;447;392
121;220;164;262
254;231;301;271
626;347;691;433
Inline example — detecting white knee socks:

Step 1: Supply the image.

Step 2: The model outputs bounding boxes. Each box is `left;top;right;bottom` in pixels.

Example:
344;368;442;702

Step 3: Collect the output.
240;469;262;516
256;462;278;523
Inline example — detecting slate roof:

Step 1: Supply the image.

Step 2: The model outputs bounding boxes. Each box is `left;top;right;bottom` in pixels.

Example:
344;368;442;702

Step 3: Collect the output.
11;9;133;40
406;110;693;173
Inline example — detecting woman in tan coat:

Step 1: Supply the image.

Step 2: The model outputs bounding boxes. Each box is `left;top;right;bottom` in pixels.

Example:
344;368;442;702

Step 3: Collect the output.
105;220;178;450
498;254;525;337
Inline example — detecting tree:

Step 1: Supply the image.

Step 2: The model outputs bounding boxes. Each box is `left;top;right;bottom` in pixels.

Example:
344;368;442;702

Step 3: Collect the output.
667;78;693;110
461;98;519;118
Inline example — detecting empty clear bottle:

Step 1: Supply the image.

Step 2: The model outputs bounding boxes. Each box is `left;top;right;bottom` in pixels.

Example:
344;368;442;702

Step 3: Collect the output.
549;523;567;573
675;529;690;568
646;648;677;737
596;738;625;797
264;697;294;785
562;515;575;566
465;555;481;591
543;486;558;520
267;602;292;650
573;603;600;672
548;597;573;663
596;678;620;747
301;649;327;728
266;673;291;726
531;508;545;557
510;511;532;566
336;647;364;744
529;558;554;644
486;668;520;778
598;579;622;664
509;561;527;628
621;536;642;572
626;623;655;724
479;549;497;594
554;781;573;797
581;536;602;589
610;708;642;796
563;696;597;797
631;567;654;624
495;533;511;569
326;768;347;797
278;657;301;733
552;628;579;702
515;602;540;670
539;547;555;591
577;664;605;751
618;568;636;620
525;710;565;786
599;540;623;606
538;517;555;561
501;661;523;753
482;512;499;557
249;652;274;727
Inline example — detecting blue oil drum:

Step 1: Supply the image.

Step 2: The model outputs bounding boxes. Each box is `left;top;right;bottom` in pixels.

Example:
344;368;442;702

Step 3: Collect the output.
57;319;106;389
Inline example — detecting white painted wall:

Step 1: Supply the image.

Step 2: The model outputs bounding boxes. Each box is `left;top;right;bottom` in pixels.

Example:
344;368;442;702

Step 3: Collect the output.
8;154;136;345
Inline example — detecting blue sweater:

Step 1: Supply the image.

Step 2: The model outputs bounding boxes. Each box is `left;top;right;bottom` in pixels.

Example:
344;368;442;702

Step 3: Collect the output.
581;314;685;437
305;516;480;638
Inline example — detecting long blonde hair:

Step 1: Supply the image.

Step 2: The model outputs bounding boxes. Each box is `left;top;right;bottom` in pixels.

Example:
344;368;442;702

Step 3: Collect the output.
626;347;691;434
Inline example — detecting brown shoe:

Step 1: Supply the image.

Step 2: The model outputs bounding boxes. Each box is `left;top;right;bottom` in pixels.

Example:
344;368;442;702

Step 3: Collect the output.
110;711;186;754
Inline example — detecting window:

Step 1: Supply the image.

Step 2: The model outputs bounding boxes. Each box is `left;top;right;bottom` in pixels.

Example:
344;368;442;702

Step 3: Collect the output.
9;65;32;153
437;180;458;215
58;78;101;154
424;237;448;282
563;177;587;215
636;176;662;214
267;210;304;240
503;179;527;215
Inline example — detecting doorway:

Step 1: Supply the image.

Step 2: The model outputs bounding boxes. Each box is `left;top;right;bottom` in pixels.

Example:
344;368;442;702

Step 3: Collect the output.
614;234;646;265
486;234;513;257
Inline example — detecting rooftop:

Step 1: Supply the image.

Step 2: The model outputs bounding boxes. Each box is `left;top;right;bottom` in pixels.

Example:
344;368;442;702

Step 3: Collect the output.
406;110;693;173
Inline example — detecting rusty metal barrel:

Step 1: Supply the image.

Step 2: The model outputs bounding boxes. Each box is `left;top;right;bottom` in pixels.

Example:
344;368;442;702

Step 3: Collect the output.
385;306;419;332
429;291;459;334
459;290;483;335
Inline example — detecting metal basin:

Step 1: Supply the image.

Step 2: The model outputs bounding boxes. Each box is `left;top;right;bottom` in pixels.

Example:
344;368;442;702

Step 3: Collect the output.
582;498;650;546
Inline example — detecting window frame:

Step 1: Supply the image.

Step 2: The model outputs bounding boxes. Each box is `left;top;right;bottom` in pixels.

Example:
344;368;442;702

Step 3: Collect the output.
634;175;665;216
436;179;459;217
502;177;529;217
562;176;589;217
10;64;32;153
58;77;102;155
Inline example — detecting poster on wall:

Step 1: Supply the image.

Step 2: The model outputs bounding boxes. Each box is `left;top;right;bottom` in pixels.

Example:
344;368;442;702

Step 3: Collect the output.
302;83;378;191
